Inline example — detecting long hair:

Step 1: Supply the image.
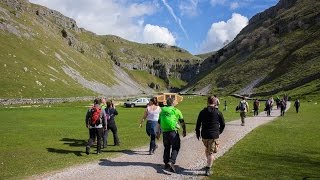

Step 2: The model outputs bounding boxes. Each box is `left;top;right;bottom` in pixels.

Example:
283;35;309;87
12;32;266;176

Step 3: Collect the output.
150;97;158;106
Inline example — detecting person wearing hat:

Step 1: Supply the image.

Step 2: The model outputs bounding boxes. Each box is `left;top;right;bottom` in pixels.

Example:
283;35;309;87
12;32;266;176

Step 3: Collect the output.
156;97;186;173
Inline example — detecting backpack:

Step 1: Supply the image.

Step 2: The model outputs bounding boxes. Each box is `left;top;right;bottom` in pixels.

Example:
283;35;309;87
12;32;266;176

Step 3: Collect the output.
239;101;246;111
265;100;271;108
89;106;101;126
254;100;259;109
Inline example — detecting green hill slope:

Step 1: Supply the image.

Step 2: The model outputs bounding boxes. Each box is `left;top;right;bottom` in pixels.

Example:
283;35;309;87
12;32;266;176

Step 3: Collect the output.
187;0;320;99
0;0;200;98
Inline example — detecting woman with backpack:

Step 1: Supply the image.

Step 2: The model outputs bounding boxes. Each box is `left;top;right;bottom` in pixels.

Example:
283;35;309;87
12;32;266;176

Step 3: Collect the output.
140;97;161;155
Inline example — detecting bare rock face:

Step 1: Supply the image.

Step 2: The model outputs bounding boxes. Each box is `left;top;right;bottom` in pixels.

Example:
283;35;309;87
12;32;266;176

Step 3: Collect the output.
0;0;30;12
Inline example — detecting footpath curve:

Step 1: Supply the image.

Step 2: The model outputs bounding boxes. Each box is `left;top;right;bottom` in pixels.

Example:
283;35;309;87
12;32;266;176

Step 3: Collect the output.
29;103;290;180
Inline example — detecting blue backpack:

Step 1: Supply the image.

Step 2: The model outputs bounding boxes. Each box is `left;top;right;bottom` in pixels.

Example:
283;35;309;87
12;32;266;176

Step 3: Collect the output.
239;101;246;111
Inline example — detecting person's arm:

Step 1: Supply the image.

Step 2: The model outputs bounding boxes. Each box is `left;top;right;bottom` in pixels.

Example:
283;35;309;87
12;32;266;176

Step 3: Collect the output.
218;110;225;134
195;111;202;140
178;119;186;137
102;110;107;129
140;108;148;127
177;109;186;137
85;110;90;128
113;108;118;116
156;119;161;139
246;102;249;112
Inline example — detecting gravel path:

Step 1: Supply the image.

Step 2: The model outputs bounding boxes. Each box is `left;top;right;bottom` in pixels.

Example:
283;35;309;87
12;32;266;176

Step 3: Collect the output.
29;103;290;180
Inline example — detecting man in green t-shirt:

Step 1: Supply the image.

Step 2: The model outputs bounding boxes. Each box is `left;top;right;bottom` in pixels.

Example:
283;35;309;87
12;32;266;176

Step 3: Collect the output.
157;97;186;173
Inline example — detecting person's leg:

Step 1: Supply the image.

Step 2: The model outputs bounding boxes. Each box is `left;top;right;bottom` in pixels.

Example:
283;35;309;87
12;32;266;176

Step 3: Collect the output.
150;121;158;153
240;112;245;125
102;129;107;148
86;128;95;155
146;121;153;153
105;126;110;147
202;139;216;176
110;123;120;145
170;131;181;164
162;132;171;165
96;128;103;153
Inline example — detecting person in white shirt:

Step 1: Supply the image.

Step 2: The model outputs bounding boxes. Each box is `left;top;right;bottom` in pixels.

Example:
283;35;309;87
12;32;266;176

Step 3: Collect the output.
140;97;161;154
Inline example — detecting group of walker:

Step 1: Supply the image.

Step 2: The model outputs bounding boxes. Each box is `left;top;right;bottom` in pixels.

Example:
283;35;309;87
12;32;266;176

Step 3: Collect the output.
236;95;301;126
84;95;300;176
85;96;224;176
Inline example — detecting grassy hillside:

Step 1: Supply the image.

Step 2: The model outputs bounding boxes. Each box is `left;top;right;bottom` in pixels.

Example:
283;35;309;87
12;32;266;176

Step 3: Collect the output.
188;0;320;99
0;1;200;99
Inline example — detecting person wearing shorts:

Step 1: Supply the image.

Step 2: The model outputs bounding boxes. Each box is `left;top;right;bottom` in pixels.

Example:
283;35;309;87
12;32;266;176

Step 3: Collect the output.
196;96;225;176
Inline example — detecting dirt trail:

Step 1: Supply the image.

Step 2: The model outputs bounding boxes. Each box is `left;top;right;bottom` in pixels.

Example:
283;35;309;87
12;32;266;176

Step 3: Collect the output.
29;103;290;180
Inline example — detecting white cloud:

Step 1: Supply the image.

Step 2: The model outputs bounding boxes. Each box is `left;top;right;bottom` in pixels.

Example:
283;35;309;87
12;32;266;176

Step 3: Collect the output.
29;0;157;42
143;24;176;45
179;0;199;17
230;2;239;10
199;13;248;53
161;0;189;39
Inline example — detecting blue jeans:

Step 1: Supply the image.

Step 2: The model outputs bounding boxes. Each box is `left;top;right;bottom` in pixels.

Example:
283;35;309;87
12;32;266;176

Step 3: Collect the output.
146;121;157;152
163;131;180;164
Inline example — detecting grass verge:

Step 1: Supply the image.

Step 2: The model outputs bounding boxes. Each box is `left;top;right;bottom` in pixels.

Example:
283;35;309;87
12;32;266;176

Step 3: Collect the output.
212;101;320;179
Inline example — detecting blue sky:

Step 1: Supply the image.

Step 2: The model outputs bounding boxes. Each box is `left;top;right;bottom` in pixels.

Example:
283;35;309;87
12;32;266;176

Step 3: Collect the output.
29;0;278;54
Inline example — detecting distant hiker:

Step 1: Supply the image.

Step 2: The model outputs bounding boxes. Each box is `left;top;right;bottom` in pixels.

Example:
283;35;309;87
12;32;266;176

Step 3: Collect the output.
224;100;227;111
157;97;186;173
270;97;274;111
253;98;260;116
140;97;161;155
294;99;300;113
283;94;288;102
100;98;107;109
239;97;249;126
103;101;120;148
275;96;280;109
280;99;287;116
196;96;225;176
85;98;107;155
213;95;220;109
265;98;272;116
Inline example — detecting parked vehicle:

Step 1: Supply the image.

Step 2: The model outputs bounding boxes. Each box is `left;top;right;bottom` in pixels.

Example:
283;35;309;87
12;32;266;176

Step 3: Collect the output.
124;98;150;108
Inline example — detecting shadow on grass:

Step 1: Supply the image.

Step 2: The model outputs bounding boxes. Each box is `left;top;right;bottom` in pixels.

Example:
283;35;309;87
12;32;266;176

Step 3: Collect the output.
47;138;87;156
